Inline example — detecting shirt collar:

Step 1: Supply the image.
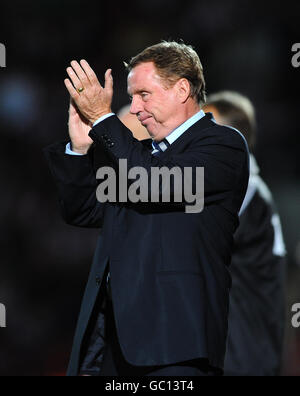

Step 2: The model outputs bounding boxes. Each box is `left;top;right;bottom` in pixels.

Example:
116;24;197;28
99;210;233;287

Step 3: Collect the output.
152;110;206;153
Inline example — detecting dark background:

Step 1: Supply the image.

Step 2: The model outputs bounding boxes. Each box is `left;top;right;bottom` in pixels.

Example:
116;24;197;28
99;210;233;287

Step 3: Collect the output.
0;0;299;376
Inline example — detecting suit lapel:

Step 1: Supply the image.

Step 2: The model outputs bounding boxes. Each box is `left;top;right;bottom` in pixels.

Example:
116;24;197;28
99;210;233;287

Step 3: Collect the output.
157;113;216;157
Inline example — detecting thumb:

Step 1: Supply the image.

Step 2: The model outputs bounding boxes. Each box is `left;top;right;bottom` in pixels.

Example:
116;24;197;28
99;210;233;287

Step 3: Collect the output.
69;98;75;114
69;98;79;116
104;69;113;94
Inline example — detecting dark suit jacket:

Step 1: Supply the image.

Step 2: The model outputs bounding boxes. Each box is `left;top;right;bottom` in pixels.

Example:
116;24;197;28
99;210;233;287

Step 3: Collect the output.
44;113;249;376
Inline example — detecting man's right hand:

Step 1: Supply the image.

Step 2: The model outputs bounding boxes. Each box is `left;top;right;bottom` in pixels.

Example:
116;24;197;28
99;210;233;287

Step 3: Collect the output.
68;99;93;155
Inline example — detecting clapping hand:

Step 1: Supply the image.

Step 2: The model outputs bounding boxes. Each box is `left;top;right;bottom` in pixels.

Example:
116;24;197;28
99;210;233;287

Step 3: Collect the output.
64;60;114;154
67;99;93;154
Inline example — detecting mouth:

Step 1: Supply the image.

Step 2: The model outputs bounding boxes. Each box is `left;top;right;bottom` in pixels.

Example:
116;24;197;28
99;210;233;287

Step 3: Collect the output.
138;115;152;125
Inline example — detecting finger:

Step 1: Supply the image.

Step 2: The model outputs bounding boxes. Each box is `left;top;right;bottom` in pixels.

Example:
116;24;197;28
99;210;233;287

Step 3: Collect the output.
64;78;80;101
69;98;78;115
69;97;74;112
71;60;91;87
80;59;101;86
66;67;83;91
104;69;113;94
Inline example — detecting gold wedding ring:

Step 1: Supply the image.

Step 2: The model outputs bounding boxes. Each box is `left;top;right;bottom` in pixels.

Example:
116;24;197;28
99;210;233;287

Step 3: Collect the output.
77;87;84;93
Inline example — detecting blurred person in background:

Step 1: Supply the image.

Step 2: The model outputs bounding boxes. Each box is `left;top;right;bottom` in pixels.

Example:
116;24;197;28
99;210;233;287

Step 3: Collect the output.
44;42;249;376
118;104;150;141
204;91;286;376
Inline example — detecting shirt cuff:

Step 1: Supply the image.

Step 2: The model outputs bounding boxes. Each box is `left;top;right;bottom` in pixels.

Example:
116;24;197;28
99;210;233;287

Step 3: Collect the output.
65;142;85;156
93;113;115;127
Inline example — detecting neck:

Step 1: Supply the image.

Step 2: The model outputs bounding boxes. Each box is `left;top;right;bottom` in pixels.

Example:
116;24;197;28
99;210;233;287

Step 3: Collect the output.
185;100;202;120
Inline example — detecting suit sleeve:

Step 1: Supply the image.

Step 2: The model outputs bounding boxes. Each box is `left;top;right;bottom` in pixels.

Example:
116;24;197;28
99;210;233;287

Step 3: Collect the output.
43;141;105;228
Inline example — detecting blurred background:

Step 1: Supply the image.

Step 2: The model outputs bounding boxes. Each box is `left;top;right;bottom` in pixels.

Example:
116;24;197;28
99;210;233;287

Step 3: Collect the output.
0;0;299;376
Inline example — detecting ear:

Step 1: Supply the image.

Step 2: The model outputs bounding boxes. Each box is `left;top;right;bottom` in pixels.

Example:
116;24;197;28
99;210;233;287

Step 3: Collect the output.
176;78;191;103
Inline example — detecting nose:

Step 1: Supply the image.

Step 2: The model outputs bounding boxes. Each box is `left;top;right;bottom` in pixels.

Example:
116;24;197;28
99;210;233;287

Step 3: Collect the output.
130;96;143;115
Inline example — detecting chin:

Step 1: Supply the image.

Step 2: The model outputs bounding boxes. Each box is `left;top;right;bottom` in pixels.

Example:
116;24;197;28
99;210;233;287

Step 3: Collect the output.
145;125;162;142
145;127;155;139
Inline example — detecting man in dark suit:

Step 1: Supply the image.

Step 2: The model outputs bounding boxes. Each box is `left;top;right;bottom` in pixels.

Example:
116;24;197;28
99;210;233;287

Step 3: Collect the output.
44;42;249;376
204;91;286;376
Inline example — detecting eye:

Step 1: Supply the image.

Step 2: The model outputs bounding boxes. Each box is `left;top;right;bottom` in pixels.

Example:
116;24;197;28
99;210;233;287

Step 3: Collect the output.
141;92;149;100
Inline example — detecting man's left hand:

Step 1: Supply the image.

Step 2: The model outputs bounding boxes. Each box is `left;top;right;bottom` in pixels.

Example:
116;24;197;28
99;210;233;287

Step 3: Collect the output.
64;60;113;124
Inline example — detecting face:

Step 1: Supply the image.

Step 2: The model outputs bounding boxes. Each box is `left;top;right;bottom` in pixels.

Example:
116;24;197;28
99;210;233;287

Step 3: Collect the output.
127;62;183;141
